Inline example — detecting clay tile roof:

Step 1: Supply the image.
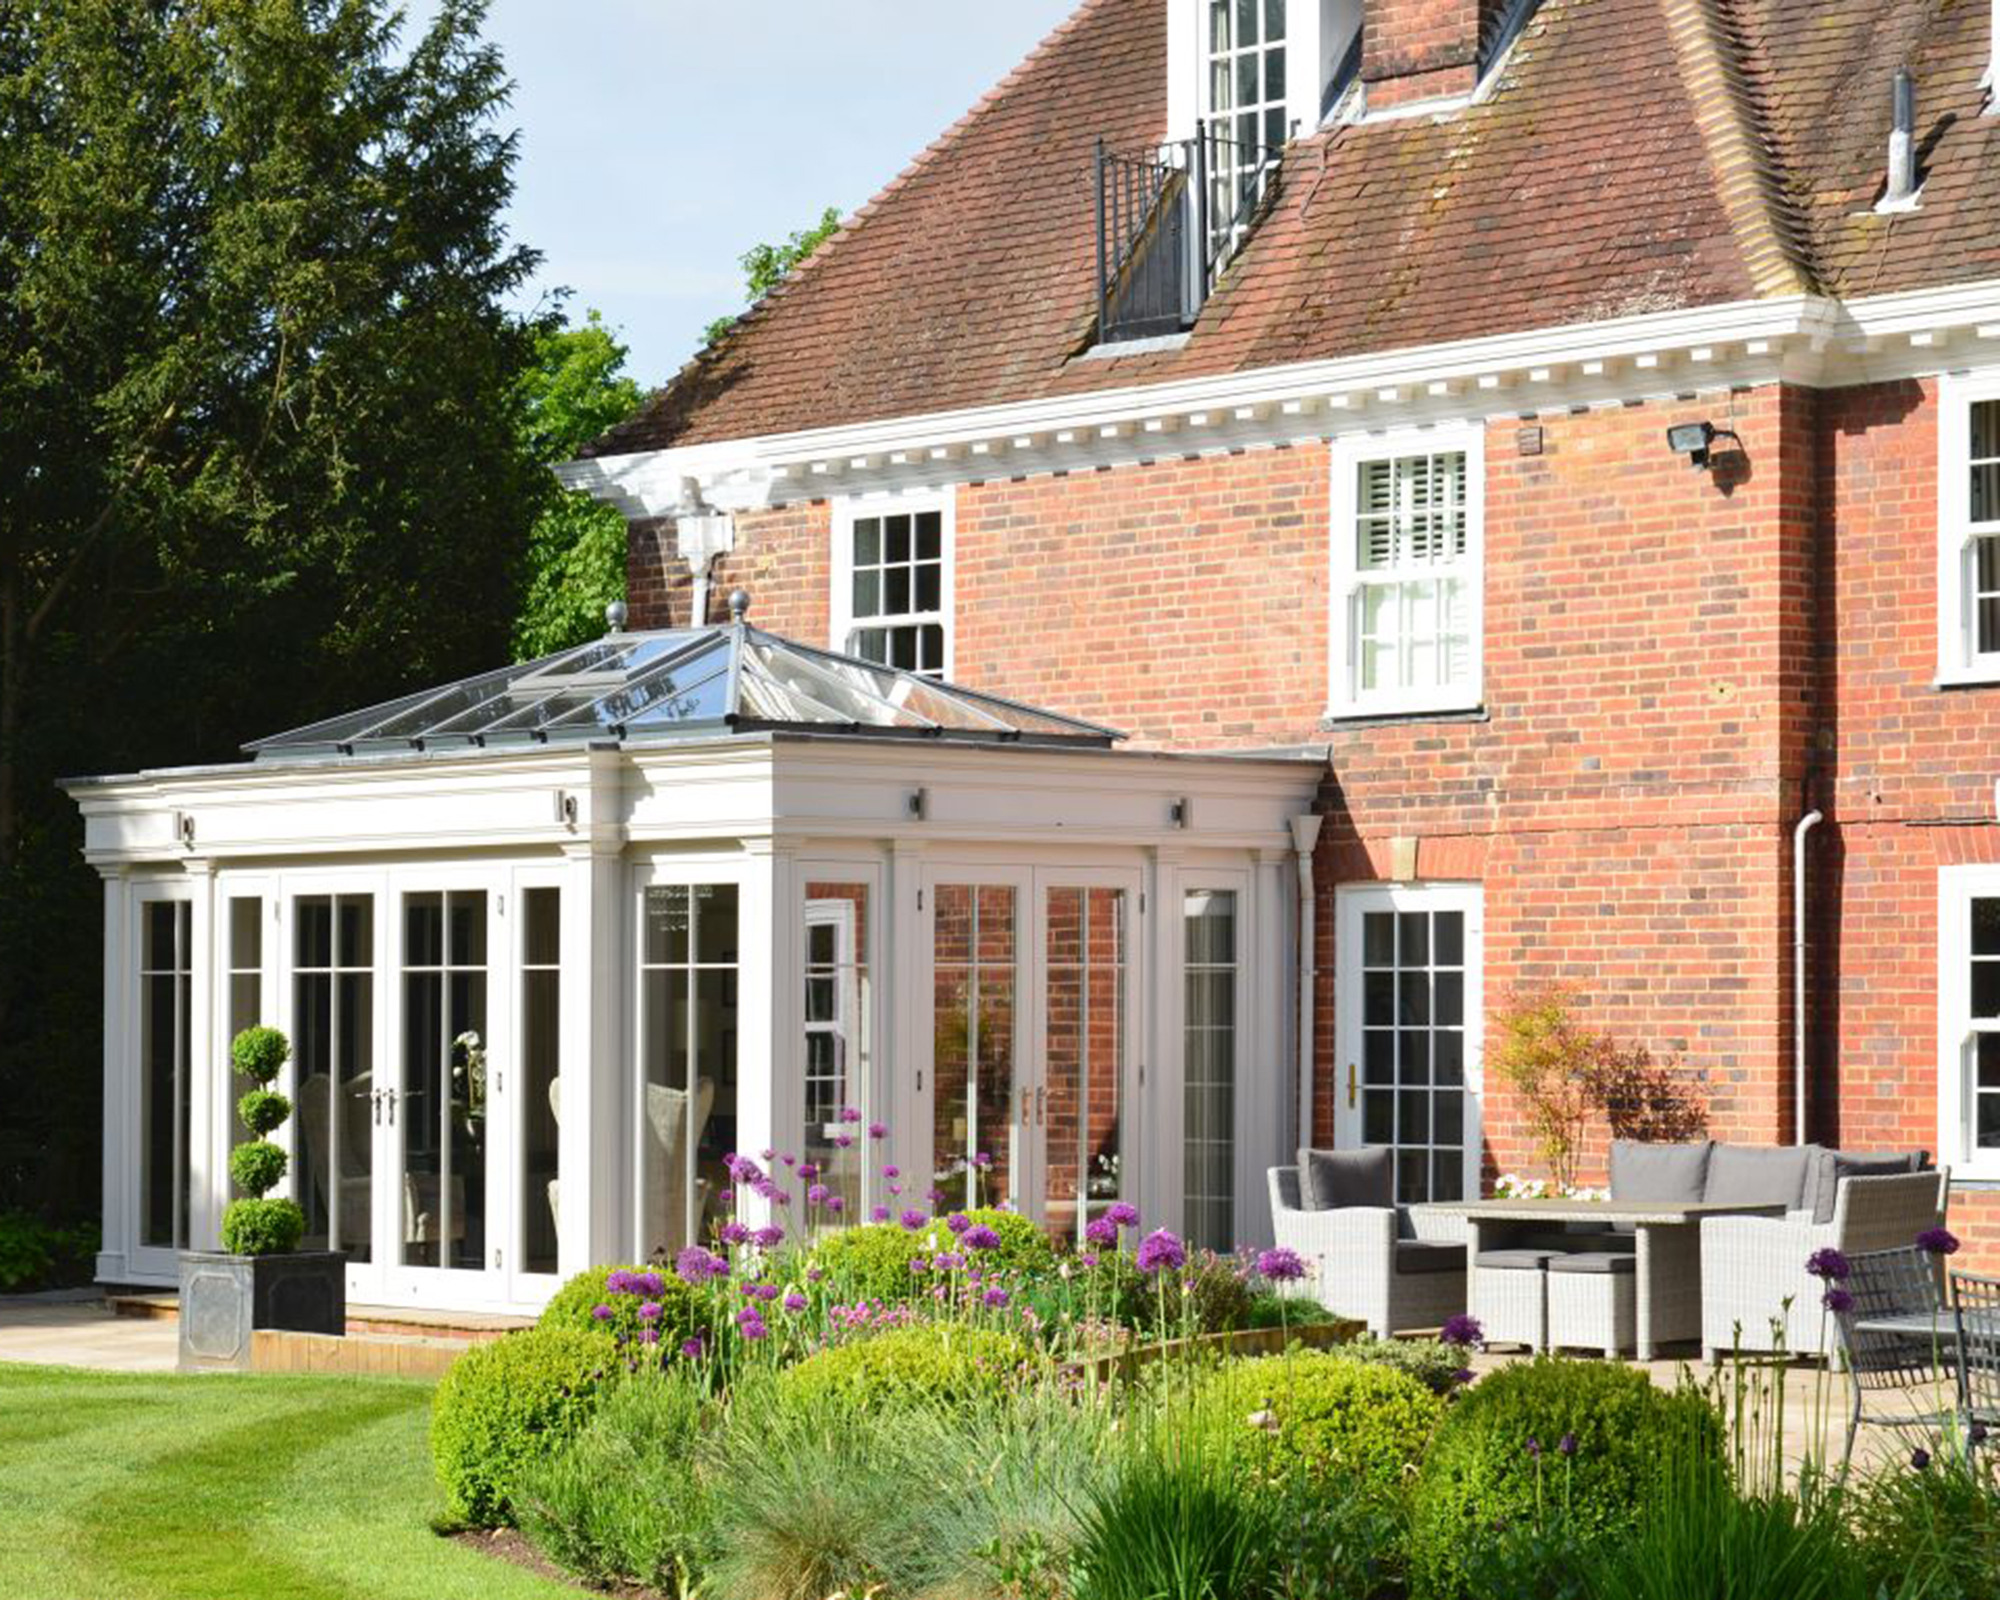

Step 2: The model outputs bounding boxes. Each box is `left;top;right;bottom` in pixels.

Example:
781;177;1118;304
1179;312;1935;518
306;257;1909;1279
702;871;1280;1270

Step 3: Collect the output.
583;0;1994;459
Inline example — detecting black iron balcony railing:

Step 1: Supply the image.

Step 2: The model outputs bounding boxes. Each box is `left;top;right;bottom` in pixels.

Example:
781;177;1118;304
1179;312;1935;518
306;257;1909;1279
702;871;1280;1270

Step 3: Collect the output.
1094;121;1284;346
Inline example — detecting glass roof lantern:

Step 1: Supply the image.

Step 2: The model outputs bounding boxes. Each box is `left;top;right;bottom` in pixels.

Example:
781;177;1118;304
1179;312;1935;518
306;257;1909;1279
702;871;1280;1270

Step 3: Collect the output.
245;605;1121;760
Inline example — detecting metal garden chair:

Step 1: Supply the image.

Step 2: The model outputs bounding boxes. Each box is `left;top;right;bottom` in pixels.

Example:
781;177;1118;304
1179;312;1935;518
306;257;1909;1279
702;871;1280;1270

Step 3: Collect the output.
1831;1246;1955;1470
1948;1270;2000;1457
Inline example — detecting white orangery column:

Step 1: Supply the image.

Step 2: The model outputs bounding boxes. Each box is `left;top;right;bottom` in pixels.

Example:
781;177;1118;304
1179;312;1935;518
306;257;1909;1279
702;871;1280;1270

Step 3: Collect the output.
733;839;791;1232
884;840;925;1210
184;858;221;1252
1145;845;1186;1236
559;743;630;1272
95;867;133;1283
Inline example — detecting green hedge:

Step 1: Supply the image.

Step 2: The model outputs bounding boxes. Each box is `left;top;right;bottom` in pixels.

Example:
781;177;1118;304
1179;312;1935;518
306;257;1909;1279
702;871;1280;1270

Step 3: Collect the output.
1406;1356;1721;1599
811;1224;935;1301
779;1324;1034;1412
1200;1350;1444;1501
1336;1335;1470;1397
431;1327;618;1526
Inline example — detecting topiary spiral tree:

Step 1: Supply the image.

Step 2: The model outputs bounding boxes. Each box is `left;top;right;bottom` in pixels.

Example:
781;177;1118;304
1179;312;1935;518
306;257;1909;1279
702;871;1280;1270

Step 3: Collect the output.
220;1026;306;1256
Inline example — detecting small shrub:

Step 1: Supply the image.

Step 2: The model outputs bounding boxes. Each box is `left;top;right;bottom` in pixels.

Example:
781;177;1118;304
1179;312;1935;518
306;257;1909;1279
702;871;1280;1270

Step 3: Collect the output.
779;1323;1034;1412
1085;1247;1256;1337
431;1326;617;1526
235;1089;291;1137
0;1214;91;1291
538;1263;693;1349
1406;1356;1720;1600
514;1370;714;1591
232;1025;289;1084
1200;1350;1444;1500
219;1196;304;1256
812;1222;933;1301
1337;1334;1470;1396
1850;1449;2000;1600
1243;1291;1345;1331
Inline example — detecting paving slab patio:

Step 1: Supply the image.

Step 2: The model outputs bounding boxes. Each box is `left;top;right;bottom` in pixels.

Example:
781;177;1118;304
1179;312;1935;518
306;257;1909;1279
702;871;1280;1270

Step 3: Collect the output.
0;1294;178;1372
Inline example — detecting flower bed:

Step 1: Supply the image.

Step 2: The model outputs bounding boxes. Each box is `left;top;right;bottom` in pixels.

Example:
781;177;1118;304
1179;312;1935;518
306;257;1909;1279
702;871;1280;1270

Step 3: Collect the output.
434;1129;2000;1599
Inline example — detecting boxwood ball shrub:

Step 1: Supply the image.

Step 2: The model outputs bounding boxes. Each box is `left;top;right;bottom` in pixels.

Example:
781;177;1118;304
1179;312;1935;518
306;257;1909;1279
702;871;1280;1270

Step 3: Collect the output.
1406;1355;1722;1600
812;1223;934;1301
431;1326;618;1526
1201;1350;1445;1500
780;1324;1034;1412
219;1026;305;1257
539;1263;694;1349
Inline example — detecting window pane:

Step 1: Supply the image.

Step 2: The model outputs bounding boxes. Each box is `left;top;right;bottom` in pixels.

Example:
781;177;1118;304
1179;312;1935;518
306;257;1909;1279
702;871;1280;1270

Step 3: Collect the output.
916;511;942;560
1975;900;2000;958
853;570;880;618
1184;889;1238;1251
885;514;910;563
854;517;880;566
1236;0;1258;47
1434;912;1465;966
1974;960;2000;1019
1362;911;1395;967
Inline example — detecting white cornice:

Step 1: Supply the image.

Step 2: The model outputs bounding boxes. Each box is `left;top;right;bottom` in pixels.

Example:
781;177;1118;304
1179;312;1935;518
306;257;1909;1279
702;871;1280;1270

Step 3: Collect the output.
559;281;2000;516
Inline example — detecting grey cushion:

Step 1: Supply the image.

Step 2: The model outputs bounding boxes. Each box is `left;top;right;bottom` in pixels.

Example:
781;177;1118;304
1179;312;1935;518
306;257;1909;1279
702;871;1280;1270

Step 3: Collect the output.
1517;1229;1634;1255
1394;1240;1465;1277
1609;1140;1712;1203
1476;1249;1558;1270
1703;1143;1815;1209
1806;1150;1925;1225
1547;1251;1637;1275
1297;1146;1394;1211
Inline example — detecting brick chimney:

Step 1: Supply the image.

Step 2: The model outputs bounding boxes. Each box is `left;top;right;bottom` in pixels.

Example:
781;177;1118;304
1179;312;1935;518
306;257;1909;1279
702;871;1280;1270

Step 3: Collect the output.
1362;0;1506;109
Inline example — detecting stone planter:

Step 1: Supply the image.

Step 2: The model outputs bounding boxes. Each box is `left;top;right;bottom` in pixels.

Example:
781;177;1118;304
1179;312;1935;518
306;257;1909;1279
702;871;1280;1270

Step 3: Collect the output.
177;1251;346;1373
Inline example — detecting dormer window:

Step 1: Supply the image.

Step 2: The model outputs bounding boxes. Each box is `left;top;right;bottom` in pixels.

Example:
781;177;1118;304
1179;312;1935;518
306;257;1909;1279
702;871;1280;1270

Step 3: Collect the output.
1208;1;1291;157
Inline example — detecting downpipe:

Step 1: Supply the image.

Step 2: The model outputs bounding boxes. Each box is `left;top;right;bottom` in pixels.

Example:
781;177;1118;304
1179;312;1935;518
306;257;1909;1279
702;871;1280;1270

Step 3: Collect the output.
1291;813;1324;1154
1793;809;1822;1146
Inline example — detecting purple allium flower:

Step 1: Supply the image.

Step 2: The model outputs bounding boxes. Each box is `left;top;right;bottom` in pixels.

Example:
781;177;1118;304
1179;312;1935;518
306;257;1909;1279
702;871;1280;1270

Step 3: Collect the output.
636;1271;664;1296
1256;1246;1308;1283
798;1162;821;1182
739;1314;769;1341
760;1147;777;1162
1917;1228;1961;1257
734;1304;763;1328
719;1221;752;1247
680;1336;706;1360
1972;1422;1991;1447
1135;1228;1187;1275
964;1224;1003;1252
889;1184;904;1197
899;1209;928;1232
1558;1433;1578;1458
1085;1216;1119;1248
870;1122;888;1140
605;1270;634;1295
973;1151;994;1170
1105;1202;1140;1229
871;1205;893;1223
638;1301;663;1322
983;1287;1011;1308
782;1153;797;1167
807;1267;825;1283
1912;1447;1932;1471
784;1290;808;1312
884;1164;901;1180
946;1212;972;1236
833;1134;855;1150
591;1303;614;1321
639;1327;660;1346
1080;1253;1100;1269
752;1178;782;1203
840;1106;863;1124
753;1225;785;1250
1824;1287;1856;1314
1452;1368;1476;1387
910;1257;930;1274
756;1282;782;1302
806;1185;830;1207
826;1195;846;1214
927;1186;947;1206
1805;1248;1852;1282
676;1246;729;1283
1441;1314;1485;1348
933;1251;966;1271
1526;1437;1542;1459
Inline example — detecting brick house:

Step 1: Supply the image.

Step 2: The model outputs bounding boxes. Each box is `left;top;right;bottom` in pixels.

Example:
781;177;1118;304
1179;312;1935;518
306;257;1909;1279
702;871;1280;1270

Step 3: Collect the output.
66;0;2000;1318
564;0;2000;1263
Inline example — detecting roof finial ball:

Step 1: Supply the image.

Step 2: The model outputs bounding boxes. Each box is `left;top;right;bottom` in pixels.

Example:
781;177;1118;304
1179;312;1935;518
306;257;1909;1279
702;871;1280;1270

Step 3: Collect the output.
728;588;751;624
605;599;629;635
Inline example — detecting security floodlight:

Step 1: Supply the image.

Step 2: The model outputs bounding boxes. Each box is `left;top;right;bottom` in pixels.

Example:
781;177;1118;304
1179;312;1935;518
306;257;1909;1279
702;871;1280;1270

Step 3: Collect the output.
1666;420;1719;468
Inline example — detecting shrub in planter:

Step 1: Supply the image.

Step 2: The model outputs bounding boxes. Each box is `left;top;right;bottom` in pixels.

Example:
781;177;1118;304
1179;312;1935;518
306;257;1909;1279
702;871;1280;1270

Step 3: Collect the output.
1243;1291;1345;1331
1084;1247;1256;1337
1337;1334;1473;1397
539;1263;694;1350
219;1027;304;1256
1405;1355;1721;1600
779;1324;1033;1412
1201;1350;1444;1500
431;1326;618;1526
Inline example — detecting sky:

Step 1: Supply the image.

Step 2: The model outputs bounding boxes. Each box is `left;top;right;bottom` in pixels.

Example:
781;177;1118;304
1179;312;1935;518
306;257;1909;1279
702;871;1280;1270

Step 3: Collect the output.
433;1;1081;387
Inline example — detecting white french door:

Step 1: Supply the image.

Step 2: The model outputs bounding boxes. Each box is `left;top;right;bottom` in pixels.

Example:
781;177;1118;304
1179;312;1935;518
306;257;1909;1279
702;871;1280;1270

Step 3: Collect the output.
920;866;1142;1240
1334;883;1483;1204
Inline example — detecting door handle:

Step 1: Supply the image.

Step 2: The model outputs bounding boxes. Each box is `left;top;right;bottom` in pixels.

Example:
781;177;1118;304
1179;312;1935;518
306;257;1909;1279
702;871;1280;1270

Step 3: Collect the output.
384;1088;396;1128
1036;1086;1046;1127
1347;1063;1357;1111
1021;1087;1032;1125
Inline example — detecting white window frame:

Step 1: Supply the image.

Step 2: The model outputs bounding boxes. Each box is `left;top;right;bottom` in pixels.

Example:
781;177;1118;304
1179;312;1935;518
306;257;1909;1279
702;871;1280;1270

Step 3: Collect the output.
1936;370;2000;686
1328;422;1485;719
1938;865;2000;1181
830;487;955;679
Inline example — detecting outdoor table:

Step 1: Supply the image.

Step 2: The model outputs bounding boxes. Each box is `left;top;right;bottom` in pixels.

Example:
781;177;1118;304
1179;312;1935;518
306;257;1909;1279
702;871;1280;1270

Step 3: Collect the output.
1415;1198;1788;1360
1853;1309;2000;1342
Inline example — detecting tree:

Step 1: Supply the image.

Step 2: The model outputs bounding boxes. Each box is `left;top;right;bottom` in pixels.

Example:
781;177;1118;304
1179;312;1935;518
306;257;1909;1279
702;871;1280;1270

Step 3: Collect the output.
0;0;543;1214
703;205;842;346
512;310;643;657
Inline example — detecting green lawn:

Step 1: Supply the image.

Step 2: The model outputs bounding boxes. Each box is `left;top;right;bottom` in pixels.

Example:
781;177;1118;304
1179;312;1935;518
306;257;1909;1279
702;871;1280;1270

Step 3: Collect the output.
0;1363;574;1600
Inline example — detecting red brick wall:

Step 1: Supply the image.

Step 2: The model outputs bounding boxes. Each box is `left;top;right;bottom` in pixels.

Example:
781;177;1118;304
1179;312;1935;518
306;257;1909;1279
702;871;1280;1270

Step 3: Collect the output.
1362;0;1498;105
